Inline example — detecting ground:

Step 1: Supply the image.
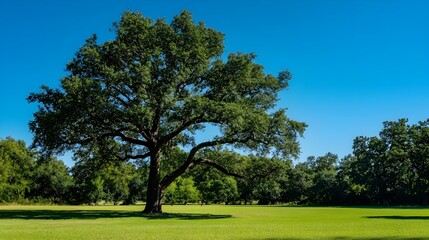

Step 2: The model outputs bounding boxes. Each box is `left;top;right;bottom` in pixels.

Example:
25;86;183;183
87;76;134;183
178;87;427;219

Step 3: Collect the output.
0;205;428;239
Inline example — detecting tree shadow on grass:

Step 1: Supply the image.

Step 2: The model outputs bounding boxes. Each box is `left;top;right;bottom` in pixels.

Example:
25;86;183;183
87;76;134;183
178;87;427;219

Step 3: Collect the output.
262;236;428;240
365;216;429;220
0;210;231;220
262;238;429;240
273;206;429;210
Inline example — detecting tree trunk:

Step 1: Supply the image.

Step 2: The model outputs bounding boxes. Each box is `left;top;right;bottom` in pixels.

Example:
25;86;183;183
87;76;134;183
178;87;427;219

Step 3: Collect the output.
143;152;163;213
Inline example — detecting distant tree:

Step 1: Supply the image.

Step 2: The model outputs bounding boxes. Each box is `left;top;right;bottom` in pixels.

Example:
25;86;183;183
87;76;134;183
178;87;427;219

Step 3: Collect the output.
350;118;428;205
164;176;200;205
336;154;368;205
28;11;306;212
123;165;148;205
408;120;429;205
254;178;282;205
282;162;313;204
29;156;72;203
307;153;338;205
352;136;392;205
379;119;414;204
69;161;137;205
0;138;33;203
69;161;104;204
98;162;136;205
196;174;238;205
225;155;290;205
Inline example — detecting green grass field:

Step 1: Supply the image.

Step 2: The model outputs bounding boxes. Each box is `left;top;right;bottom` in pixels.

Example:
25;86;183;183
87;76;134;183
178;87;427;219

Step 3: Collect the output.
0;205;428;240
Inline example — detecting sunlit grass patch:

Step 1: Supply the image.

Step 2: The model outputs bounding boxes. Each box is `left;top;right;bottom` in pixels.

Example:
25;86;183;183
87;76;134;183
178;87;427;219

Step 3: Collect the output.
0;205;428;239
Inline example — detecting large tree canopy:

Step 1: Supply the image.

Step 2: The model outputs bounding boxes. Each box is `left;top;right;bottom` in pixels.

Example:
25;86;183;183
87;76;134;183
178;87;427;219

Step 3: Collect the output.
28;11;306;213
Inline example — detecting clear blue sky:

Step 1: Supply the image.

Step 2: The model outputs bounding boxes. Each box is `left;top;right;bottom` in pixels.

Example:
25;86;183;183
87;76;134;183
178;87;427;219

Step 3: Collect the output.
1;0;428;166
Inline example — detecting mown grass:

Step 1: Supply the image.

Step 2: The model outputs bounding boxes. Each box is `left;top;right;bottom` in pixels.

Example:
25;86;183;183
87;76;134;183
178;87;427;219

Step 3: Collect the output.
0;205;428;239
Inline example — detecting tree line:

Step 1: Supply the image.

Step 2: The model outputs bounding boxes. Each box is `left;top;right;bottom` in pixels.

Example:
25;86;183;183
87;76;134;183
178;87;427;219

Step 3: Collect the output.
1;118;427;206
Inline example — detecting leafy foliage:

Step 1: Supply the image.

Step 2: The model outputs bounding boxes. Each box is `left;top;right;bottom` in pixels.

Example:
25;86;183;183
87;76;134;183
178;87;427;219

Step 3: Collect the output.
27;10;306;212
0;138;33;202
164;177;200;205
1;117;428;206
28;157;72;204
69;161;142;205
350;118;429;205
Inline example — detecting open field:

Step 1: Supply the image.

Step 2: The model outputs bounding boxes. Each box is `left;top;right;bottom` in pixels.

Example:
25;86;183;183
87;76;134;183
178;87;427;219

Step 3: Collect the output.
0;205;428;240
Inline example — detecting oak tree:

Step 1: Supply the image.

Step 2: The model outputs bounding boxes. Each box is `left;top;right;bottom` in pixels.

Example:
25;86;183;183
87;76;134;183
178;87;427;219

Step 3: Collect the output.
28;11;306;213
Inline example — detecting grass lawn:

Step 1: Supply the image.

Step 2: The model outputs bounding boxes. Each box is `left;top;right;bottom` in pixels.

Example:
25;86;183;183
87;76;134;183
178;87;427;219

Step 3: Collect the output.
0;205;428;240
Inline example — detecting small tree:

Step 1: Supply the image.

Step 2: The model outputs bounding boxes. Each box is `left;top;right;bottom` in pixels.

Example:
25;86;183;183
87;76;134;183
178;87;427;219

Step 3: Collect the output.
69;161;136;205
29;156;72;203
164;176;200;205
28;11;306;213
0;138;34;203
307;153;338;205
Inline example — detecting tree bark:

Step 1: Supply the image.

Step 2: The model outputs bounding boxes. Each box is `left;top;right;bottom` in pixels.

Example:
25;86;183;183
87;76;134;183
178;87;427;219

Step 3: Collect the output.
143;151;163;213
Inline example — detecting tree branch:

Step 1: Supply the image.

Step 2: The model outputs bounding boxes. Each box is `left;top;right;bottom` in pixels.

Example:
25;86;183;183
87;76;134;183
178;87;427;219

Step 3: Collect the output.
111;85;133;105
114;130;149;146
160;137;242;189
151;105;162;137
191;158;244;178
114;152;151;161
158;114;205;145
